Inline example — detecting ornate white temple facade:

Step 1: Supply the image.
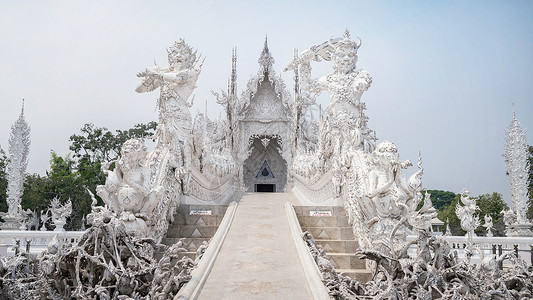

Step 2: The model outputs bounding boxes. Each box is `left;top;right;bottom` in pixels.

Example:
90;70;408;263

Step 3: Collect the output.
94;31;433;255
2;31;533;300
225;39;292;192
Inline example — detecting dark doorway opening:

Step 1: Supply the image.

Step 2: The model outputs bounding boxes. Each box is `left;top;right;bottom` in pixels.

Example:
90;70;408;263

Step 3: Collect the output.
255;184;275;192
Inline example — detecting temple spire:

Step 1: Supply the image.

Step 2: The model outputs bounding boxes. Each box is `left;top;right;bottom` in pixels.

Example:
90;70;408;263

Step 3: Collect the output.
258;35;275;73
503;107;532;236
230;47;237;98
1;100;31;228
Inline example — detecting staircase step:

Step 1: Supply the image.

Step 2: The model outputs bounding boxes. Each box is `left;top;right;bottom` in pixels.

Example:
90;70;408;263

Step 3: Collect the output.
336;269;372;283
315;239;358;253
171;214;222;226
293;206;347;217
166;225;218;238
301;226;354;240
297;216;348;227
161;237;210;250
176;204;228;215
326;253;366;269
177;251;196;260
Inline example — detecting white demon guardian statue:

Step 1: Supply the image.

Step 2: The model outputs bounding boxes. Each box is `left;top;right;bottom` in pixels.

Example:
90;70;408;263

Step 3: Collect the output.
96;139;164;237
287;31;434;256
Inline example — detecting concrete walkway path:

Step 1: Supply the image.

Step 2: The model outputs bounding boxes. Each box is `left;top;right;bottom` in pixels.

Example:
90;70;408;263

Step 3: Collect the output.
197;192;312;300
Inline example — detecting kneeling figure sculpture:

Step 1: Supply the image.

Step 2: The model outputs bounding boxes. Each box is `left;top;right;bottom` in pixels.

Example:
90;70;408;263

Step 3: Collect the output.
97;138;164;237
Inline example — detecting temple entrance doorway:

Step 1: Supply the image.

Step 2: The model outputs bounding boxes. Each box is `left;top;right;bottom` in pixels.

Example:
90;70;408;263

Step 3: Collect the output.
255;184;275;192
243;136;287;192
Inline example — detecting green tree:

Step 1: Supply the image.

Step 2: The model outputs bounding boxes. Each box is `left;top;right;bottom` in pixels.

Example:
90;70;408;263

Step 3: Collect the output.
21;173;51;215
68;122;157;185
437;194;462;235
474;192;508;236
437;192;509;237
22;152;91;230
422;190;456;211
3;122;157;230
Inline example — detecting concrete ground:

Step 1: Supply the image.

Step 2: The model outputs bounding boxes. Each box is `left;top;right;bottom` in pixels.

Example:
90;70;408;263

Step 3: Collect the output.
196;192;313;300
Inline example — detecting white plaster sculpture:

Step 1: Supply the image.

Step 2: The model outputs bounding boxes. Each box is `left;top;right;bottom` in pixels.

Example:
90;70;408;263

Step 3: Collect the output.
0;204;205;299
445;217;452;236
503;109;532;236
286;30;532;299
455;189;479;253
96;138;164;237
287;30;377;199
344;142;428;256
134;39;205;240
483;214;494;237
303;227;532;299
287;32;430;257
23;209;39;231
226;38;292;191
285;29;376;155
40;209;49;231
0;102;30;230
136;38;202;149
502;208;517;237
49;197;72;232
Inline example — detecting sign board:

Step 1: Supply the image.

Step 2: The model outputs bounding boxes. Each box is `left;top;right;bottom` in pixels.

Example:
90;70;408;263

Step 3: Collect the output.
310;210;332;217
190;210;212;216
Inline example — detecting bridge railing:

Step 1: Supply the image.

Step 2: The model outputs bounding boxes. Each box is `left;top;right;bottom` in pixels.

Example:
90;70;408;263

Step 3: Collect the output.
292;169;335;204
407;235;533;266
0;230;85;256
186;165;236;203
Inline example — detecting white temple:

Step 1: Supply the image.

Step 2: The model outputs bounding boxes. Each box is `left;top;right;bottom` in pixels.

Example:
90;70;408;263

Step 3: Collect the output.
96;30;432;258
1;32;532;299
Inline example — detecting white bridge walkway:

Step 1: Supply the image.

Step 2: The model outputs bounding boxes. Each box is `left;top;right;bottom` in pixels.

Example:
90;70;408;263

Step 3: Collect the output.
197;193;313;300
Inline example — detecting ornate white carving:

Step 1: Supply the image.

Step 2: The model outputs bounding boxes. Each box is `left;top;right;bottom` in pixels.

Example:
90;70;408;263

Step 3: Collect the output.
303;227;533;299
136;39;202;148
455;189;480;255
285;29;376;155
132;39;206;241
239;38;291;117
483;214;494;237
40;209;50;231
445;217;452;236
286;32;433;257
229;40;292;191
346;143;427;254
96;139;165;237
503;110;532;236
49;197;72;232
0;204;205;299
2;102;31;229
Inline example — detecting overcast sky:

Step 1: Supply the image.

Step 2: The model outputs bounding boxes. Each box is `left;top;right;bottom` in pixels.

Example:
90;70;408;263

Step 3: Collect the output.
0;1;531;202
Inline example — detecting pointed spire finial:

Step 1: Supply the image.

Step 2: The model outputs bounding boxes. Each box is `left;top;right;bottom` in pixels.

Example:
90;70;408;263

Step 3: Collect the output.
21;98;25;116
344;28;350;39
512;102;516;119
230;47;237;97
258;34;275;71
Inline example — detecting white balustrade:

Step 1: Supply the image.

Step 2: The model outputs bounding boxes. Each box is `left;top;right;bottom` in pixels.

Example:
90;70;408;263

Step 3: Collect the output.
407;235;533;265
293;169;335;203
0;230;84;256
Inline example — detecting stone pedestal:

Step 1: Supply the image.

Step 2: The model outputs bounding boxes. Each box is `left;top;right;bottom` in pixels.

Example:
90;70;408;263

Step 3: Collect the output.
511;223;533;237
53;219;66;232
0;215;23;230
